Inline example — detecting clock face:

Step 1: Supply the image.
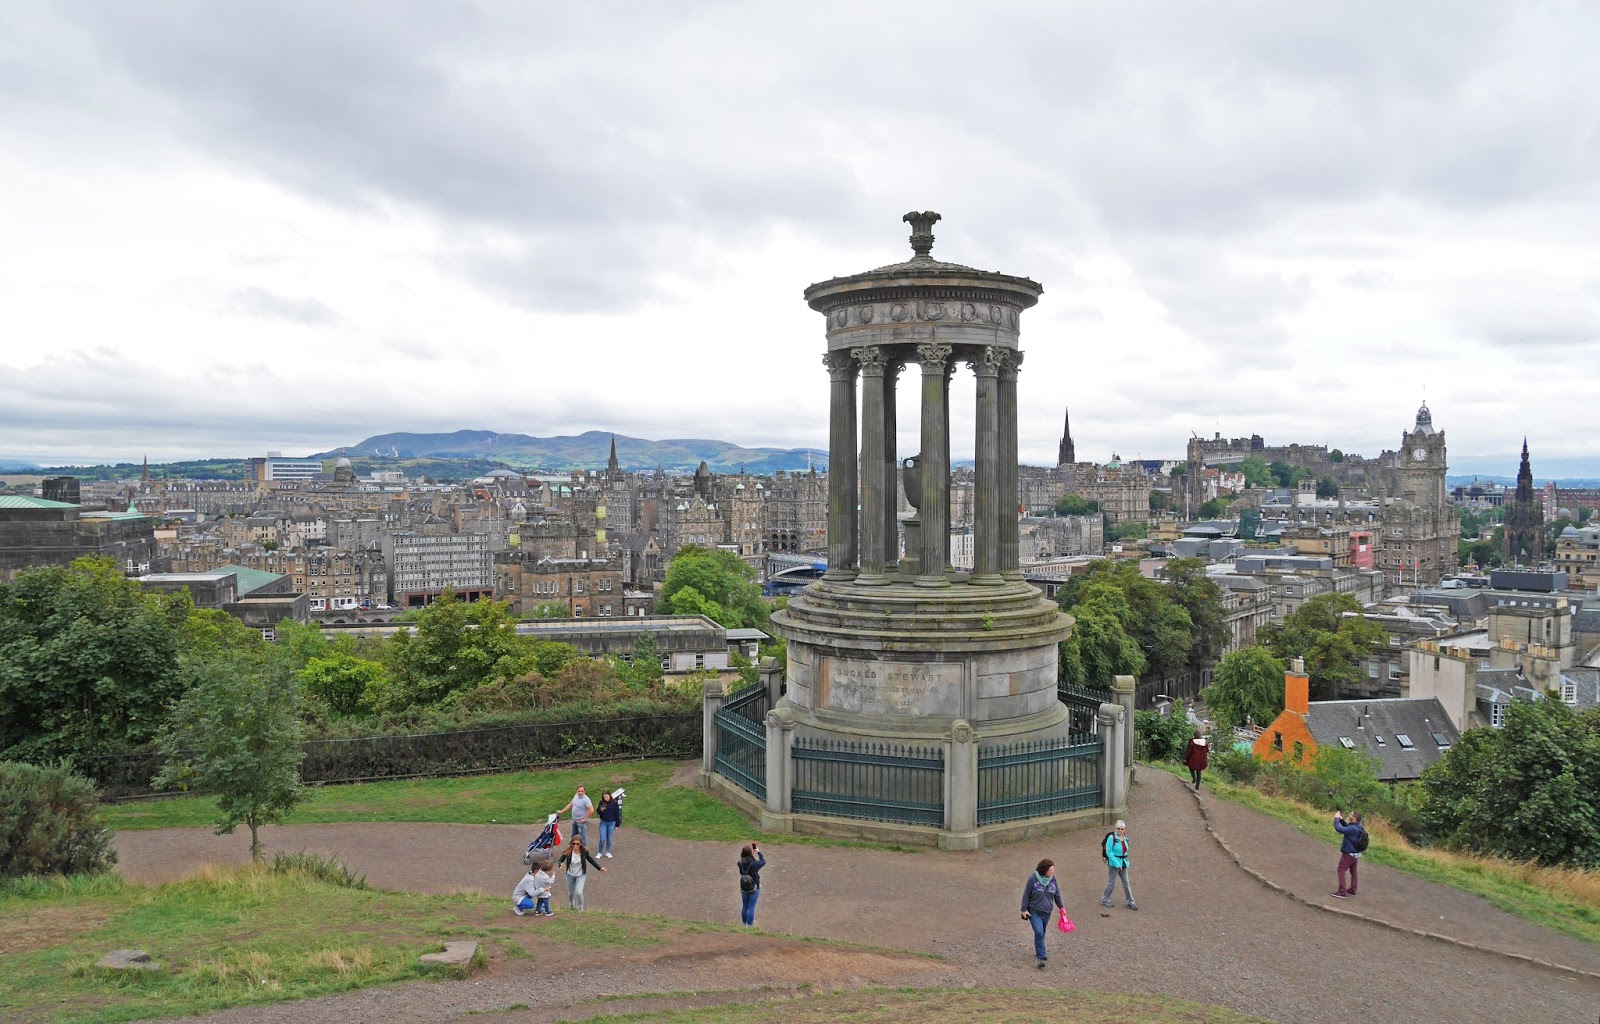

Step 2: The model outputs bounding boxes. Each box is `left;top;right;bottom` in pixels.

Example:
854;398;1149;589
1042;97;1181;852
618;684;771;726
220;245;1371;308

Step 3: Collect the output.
1411;447;1430;462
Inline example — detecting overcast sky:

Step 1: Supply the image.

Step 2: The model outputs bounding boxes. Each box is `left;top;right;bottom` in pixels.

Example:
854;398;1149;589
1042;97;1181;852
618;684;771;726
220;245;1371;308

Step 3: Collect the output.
3;2;1597;476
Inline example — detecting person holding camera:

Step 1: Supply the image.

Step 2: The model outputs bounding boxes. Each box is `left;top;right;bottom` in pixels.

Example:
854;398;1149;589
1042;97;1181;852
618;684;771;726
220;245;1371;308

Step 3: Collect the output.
737;842;767;926
1332;810;1366;898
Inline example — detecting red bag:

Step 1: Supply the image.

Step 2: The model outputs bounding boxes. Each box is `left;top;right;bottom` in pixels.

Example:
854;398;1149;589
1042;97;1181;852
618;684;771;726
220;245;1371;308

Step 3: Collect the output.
1057;908;1075;933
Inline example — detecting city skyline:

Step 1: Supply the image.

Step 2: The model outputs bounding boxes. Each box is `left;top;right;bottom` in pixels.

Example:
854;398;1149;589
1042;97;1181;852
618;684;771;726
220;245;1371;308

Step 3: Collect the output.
3;4;1598;471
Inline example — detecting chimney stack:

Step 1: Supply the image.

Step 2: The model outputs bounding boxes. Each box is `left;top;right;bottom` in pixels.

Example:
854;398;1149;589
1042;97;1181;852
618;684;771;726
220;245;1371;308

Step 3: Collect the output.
1285;660;1310;716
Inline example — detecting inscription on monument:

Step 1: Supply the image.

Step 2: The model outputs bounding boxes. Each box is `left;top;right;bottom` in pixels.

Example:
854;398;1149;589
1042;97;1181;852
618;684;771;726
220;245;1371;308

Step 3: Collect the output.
819;657;963;716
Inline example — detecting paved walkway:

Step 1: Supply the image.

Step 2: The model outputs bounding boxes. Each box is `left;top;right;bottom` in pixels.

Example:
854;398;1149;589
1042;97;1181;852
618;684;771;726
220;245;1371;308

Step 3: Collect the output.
113;767;1600;1024
1192;778;1600;977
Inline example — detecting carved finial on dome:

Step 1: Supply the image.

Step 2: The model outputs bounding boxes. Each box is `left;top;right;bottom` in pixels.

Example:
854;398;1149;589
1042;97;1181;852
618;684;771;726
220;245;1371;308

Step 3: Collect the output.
902;210;941;259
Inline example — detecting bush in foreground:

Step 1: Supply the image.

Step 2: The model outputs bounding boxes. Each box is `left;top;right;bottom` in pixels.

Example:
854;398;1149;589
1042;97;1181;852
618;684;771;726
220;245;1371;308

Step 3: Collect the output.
0;760;117;877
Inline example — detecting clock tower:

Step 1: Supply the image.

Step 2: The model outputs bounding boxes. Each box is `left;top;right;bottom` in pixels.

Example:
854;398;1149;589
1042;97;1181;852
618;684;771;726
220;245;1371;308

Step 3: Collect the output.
1398;402;1446;508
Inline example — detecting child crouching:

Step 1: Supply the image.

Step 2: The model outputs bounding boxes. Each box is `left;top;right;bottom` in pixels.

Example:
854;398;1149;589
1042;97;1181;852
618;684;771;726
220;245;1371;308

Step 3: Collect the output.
514;863;556;916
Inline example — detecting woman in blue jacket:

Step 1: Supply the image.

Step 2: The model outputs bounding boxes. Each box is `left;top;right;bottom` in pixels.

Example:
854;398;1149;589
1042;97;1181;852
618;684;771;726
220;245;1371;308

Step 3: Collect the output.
1020;858;1063;969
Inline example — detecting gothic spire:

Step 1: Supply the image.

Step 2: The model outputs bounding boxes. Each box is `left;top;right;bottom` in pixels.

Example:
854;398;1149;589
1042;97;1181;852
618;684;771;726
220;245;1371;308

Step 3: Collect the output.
1057;407;1076;467
607;434;619;475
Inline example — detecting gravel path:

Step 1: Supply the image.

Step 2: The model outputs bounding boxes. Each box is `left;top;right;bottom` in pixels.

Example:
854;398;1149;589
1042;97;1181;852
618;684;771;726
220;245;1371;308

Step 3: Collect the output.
115;767;1600;1024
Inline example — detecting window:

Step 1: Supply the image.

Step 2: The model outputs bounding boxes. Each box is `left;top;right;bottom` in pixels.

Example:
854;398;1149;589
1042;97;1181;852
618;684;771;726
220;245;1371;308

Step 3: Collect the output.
1374;735;1386;746
1395;733;1414;749
1430;732;1452;749
1292;740;1305;763
1561;682;1578;706
1338;737;1355;749
1388;667;1402;681
1273;731;1283;751
694;653;705;669
1491;703;1506;728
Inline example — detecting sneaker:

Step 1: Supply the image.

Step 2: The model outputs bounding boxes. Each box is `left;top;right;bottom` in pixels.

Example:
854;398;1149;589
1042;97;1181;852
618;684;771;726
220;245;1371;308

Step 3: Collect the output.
1127;904;1139;911
514;906;526;916
1332;891;1349;899
1036;959;1047;970
1100;900;1112;908
604;852;613;858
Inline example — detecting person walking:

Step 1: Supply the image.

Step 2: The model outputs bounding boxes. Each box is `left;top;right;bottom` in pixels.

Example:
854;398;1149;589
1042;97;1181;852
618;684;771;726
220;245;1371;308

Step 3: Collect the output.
557;834;604;911
1101;820;1137;910
556;785;595;847
595;790;622;859
1183;730;1210;791
1332;810;1366;899
1020;858;1064;970
737;842;766;926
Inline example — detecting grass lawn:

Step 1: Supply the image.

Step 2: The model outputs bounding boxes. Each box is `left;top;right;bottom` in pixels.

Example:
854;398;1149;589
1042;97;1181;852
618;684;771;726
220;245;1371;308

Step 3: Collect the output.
559;989;1272;1024
0;864;672;1024
1145;762;1600;945
97;759;904;849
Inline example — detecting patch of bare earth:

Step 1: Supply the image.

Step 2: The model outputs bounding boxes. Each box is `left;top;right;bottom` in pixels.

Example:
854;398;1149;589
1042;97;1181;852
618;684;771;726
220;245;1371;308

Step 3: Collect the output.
0;903;115;955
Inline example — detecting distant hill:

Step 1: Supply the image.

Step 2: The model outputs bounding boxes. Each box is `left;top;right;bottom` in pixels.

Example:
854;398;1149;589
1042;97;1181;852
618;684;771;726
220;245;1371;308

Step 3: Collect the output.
312;430;827;474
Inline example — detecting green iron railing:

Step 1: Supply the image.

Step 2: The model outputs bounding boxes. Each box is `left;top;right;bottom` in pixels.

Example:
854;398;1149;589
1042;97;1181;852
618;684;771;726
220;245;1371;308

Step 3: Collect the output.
713;685;769;801
791;737;944;827
1058;684;1111;735
977;735;1102;826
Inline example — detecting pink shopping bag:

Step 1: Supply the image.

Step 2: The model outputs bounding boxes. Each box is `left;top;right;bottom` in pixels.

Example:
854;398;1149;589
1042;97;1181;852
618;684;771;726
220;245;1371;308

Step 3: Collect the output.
1058;908;1075;933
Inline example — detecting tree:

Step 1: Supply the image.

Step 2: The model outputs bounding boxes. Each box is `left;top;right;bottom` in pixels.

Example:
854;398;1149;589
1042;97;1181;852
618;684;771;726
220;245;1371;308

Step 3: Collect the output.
1315;476;1339;499
1056;560;1189;682
1055;495;1101;517
1105;521;1147;542
299;654;385;717
1269;460;1310;489
1418;698;1600;867
385;593;530;708
0;557;188;760
661;583;729;624
1159;557;1227;671
1330;449;1345;463
659;546;768;629
1260;593;1388;700
1197;497;1231;519
1149;491;1170;513
528;601;569;619
156;656;307;863
1059;598;1146;689
1202;646;1286;732
1236;457;1274;489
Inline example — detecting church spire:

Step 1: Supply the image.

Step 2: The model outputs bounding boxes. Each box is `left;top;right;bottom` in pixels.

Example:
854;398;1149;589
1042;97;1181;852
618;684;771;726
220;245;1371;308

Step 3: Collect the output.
140;455;149;483
1057;407;1075;467
607;434;620;476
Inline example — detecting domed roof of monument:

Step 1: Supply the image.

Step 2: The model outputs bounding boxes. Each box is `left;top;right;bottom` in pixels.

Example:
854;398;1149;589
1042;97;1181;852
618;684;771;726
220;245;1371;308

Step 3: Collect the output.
1561;524;1580;538
804;211;1041;306
334;457;353;470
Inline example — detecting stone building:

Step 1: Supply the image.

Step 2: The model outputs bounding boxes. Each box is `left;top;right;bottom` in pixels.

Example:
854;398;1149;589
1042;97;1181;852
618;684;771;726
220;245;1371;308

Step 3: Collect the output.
0;496;167;580
1554;524;1600;590
763;471;827;553
495;553;623;618
384;531;492;607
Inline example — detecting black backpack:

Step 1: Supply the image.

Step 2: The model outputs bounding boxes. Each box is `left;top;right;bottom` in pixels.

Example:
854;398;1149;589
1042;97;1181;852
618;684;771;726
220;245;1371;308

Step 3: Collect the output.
1353;826;1370;854
1100;831;1116;863
739;872;756;893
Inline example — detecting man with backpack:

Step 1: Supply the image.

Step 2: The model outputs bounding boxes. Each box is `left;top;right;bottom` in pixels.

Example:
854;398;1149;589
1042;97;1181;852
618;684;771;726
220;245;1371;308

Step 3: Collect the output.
1332;810;1367;898
1100;820;1137;910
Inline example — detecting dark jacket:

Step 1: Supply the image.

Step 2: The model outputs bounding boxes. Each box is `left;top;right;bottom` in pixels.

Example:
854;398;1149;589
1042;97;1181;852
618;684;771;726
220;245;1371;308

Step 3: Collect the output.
1333;817;1365;856
1020;873;1063;916
737;852;766;889
1184;738;1209;771
597;797;622;824
559;846;603;875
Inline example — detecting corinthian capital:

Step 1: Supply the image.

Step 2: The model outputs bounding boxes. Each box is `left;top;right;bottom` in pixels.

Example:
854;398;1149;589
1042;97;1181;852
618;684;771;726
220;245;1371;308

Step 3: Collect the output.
852;345;886;374
822;352;857;381
968;346;1002;377
916;343;952;370
999;349;1023;380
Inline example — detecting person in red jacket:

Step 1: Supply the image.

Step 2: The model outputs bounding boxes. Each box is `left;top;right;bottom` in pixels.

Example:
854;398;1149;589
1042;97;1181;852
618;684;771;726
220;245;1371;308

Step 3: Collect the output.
1183;729;1210;791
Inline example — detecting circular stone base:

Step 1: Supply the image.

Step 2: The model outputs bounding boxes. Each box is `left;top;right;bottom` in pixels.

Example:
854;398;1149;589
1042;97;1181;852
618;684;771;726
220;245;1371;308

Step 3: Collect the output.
770;575;1073;741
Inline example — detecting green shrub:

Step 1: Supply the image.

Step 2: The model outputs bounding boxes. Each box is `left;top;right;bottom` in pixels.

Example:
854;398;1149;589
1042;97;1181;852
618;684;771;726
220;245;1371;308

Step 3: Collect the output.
0;761;117;877
1135;709;1196;762
1210;747;1260;784
270;850;367;889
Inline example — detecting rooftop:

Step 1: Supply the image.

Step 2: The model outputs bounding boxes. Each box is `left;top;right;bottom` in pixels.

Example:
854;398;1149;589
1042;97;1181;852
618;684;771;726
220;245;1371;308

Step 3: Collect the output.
0;495;77;509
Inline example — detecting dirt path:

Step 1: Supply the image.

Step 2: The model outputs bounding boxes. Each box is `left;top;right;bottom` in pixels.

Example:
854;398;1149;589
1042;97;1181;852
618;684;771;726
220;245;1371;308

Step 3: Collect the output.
115;768;1600;1024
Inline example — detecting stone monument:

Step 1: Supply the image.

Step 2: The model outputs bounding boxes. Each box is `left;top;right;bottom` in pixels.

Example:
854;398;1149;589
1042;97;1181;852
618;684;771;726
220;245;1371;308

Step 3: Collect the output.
771;211;1076;782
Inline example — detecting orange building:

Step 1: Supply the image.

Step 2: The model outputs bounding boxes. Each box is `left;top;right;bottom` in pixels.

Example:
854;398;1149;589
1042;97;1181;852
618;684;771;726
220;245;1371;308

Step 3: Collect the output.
1253;659;1316;767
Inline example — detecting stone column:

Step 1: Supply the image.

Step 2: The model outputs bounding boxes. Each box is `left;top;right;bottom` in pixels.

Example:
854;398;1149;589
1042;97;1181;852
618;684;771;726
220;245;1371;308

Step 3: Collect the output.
759;657;783;707
942;361;956;579
1098;702;1127;812
969;346;1003;586
999;351;1023;579
823;351;858;581
883;359;901;573
854;345;889;585
916;343;952;587
1113;673;1137;773
944;719;979;847
701;676;727;782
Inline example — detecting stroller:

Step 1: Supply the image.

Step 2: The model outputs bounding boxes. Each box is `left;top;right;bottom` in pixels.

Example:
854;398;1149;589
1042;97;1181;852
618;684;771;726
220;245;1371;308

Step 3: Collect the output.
524;813;562;866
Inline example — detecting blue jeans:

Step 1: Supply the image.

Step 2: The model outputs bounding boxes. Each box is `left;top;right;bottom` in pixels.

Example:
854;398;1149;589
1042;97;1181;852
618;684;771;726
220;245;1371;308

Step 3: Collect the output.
1028;910;1049;960
572;820;589;847
535;896;550;915
598;820;615;855
740;887;760;926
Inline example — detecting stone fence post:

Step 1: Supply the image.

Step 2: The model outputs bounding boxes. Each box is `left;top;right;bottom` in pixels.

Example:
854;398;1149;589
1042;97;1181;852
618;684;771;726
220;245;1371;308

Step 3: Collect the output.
759;656;783;707
764;706;795;814
1113;674;1137;770
1098;702;1127;812
944;719;979;848
701;676;726;782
